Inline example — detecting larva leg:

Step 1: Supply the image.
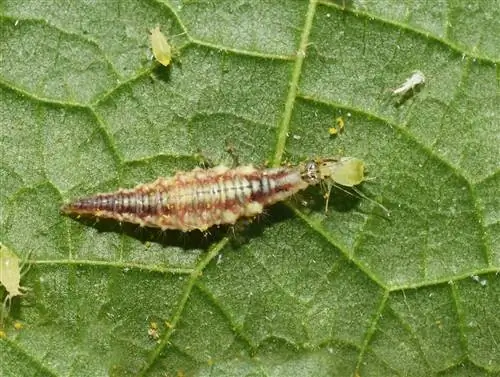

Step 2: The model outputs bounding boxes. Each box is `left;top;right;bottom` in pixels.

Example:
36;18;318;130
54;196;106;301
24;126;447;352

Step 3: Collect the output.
323;183;333;213
228;216;258;247
225;141;240;168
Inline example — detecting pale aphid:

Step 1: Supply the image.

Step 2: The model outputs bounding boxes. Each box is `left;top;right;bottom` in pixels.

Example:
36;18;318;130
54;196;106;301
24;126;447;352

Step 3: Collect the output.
392;70;425;96
149;26;172;67
301;157;388;214
148;321;160;340
0;243;29;321
302;157;365;187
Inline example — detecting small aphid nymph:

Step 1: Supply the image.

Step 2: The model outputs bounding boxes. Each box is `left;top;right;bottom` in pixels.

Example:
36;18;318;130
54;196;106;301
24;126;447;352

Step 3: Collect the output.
149;26;172;67
329;117;345;136
0;244;29;320
148;321;160;340
392;70;425;96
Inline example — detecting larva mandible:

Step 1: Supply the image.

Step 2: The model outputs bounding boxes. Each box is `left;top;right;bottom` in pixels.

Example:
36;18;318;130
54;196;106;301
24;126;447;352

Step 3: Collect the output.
61;157;369;232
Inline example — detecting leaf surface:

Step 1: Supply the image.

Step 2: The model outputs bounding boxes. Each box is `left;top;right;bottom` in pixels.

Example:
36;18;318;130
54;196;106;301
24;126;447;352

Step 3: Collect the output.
0;1;499;376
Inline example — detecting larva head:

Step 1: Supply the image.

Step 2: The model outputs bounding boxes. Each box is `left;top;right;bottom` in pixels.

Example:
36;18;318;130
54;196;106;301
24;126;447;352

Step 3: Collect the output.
300;160;321;185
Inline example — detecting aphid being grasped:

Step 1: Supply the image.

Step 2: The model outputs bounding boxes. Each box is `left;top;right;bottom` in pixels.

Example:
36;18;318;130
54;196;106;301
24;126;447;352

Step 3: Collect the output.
300;157;387;214
300;157;365;187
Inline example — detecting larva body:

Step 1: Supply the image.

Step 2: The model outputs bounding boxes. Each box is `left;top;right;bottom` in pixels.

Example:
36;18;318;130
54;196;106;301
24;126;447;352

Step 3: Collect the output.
0;244;28;317
62;164;309;232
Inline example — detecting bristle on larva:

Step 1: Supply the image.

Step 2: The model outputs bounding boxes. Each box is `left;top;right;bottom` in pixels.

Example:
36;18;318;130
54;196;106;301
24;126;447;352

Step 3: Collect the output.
62;165;308;232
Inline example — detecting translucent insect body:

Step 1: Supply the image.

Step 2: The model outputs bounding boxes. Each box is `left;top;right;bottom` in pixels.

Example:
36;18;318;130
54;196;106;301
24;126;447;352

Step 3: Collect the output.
149;26;172;67
0;244;28;320
61;157;371;232
392;70;425;96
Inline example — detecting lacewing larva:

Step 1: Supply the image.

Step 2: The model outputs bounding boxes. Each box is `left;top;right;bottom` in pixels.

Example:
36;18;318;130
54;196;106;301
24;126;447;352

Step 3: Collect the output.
62;164;310;232
0;243;29;320
61;157;377;232
392;70;425;96
149;26;172;67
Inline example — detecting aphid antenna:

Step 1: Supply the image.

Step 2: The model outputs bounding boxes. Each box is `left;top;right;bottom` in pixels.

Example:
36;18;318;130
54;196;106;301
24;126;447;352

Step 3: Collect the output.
19;249;34;278
146;25;186;38
350;186;390;216
320;180;390;216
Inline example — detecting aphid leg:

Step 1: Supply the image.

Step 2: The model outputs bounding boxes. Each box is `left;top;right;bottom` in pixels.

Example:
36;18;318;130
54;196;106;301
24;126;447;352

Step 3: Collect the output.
350;187;391;216
323;183;333;213
1;295;13;324
325;180;390;217
225;141;240;168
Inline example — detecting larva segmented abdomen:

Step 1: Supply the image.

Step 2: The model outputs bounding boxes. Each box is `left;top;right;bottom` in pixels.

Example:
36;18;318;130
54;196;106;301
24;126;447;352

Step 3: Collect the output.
62;165;308;232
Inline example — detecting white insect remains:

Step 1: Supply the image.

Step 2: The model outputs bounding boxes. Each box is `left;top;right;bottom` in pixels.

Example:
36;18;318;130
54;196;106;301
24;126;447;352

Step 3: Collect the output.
0;243;29;321
392;70;425;96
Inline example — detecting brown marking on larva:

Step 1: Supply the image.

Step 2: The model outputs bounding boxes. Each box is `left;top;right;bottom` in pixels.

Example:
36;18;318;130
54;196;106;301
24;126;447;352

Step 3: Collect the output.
62;164;308;232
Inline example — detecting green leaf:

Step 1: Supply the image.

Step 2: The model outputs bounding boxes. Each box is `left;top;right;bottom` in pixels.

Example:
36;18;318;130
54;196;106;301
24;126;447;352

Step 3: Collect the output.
0;1;498;376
